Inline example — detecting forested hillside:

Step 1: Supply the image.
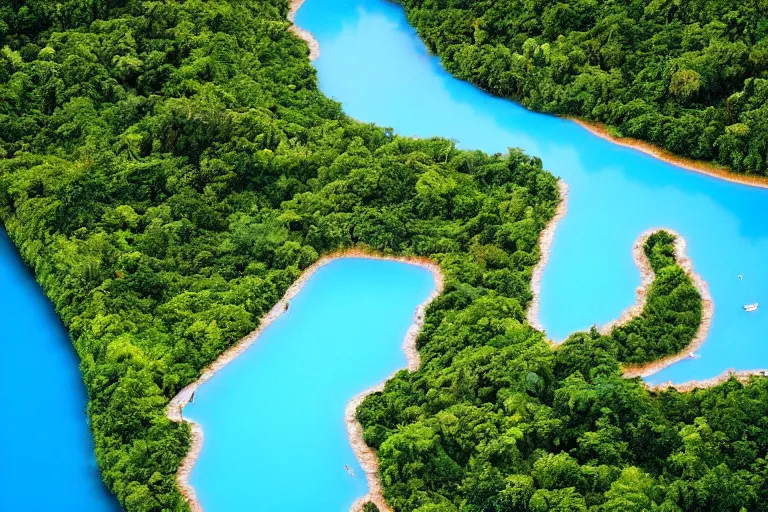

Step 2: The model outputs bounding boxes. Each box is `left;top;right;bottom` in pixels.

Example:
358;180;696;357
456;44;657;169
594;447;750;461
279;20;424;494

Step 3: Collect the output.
3;1;768;512
359;232;768;511
396;0;768;175
0;0;558;509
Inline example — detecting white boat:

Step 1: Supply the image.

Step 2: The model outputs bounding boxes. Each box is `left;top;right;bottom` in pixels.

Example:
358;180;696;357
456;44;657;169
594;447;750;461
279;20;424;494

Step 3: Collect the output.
744;303;759;312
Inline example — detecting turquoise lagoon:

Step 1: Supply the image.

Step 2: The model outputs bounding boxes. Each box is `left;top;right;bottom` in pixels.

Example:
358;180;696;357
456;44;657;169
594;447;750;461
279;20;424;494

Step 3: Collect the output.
183;258;436;511
0;231;117;511
297;0;768;385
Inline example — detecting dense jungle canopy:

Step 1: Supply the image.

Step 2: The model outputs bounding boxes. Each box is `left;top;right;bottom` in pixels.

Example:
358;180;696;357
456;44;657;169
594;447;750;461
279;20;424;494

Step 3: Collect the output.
2;1;768;511
397;0;768;175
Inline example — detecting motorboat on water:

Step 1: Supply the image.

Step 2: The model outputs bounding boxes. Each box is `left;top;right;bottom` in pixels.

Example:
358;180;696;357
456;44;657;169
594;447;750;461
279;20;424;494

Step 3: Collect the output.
744;303;759;312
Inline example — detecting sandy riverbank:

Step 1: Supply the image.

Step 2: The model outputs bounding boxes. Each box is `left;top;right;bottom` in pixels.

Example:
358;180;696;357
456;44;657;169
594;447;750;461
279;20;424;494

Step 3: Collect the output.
524;187;732;393
166;249;443;512
572;119;768;190
288;0;320;61
526;180;569;335
646;367;768;393
606;229;715;380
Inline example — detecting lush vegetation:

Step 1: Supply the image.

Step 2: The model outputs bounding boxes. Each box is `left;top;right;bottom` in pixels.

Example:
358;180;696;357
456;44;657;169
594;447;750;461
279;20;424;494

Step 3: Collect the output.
358;232;768;512
3;2;768;512
357;230;768;512
396;0;768;175
0;0;558;510
608;231;702;365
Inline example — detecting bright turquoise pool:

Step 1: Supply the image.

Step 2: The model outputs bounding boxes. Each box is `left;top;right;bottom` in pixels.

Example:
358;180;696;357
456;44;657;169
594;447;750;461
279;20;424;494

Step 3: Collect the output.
297;0;768;386
0;230;117;511
183;258;436;511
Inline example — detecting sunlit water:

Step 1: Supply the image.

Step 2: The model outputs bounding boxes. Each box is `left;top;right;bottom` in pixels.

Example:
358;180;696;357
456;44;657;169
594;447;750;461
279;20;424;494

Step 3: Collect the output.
184;258;436;511
297;0;768;385
0;230;117;511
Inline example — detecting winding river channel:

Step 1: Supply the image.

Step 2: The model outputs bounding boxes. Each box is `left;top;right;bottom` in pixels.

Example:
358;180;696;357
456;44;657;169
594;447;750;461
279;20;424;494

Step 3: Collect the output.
183;258;436;510
297;0;768;386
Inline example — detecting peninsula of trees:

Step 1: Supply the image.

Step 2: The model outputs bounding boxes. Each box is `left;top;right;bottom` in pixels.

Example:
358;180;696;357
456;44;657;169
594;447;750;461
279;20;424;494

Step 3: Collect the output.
395;0;768;175
359;231;768;511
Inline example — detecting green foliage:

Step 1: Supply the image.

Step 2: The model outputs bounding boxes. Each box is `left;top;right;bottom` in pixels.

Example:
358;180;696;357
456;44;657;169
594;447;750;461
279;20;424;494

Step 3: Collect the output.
395;0;768;174
2;2;768;512
0;0;557;510
601;231;702;365
359;229;768;511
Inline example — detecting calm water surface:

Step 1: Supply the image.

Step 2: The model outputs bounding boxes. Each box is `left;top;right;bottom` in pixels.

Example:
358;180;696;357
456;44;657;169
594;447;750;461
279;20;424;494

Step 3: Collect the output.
0;231;117;511
297;0;768;385
184;258;436;511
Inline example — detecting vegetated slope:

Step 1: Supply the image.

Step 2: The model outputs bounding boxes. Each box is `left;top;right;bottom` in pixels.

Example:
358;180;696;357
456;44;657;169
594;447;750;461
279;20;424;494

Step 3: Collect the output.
358;231;768;512
396;0;768;175
609;230;702;365
0;1;558;510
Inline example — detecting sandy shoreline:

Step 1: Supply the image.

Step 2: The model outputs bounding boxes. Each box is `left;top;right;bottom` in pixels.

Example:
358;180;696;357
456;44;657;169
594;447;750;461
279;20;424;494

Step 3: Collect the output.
606;229;715;380
288;0;320;61
348;257;443;512
525;183;739;393
166;249;443;512
526;180;569;335
646;367;768;393
571;119;768;190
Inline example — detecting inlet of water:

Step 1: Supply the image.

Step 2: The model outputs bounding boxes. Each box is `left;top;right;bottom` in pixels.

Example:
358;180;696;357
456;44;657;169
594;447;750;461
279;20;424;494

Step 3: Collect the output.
297;0;768;385
183;258;436;510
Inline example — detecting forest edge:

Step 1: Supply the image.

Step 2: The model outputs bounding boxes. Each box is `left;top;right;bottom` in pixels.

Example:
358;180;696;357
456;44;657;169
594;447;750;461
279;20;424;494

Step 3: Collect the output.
166;250;444;512
163;2;768;511
527;184;768;393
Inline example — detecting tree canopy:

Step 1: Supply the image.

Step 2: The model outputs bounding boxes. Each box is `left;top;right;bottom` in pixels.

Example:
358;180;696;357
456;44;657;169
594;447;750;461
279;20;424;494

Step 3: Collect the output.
1;2;767;512
395;0;768;175
0;0;556;509
358;231;768;511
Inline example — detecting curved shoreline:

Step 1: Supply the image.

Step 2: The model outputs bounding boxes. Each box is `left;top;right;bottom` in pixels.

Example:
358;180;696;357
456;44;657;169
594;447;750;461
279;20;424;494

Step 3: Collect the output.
646;367;768;393
526;179;569;335
288;0;320;61
166;249;443;512
571;119;768;190
524;183;738;393
606;228;715;380
348;258;443;512
286;0;767;391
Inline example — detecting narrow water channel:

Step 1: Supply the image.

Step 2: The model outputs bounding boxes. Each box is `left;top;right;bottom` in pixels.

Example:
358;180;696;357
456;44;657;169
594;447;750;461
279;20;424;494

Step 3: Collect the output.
0;230;117;511
183;258;436;511
297;0;768;385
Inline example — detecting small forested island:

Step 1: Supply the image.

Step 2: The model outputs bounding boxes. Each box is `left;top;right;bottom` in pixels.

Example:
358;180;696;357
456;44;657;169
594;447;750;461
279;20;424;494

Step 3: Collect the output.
396;0;768;175
2;1;768;512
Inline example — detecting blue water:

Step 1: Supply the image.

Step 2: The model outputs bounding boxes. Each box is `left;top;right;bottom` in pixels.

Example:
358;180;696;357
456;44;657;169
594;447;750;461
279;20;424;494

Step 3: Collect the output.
297;0;768;385
184;258;436;510
0;230;117;511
